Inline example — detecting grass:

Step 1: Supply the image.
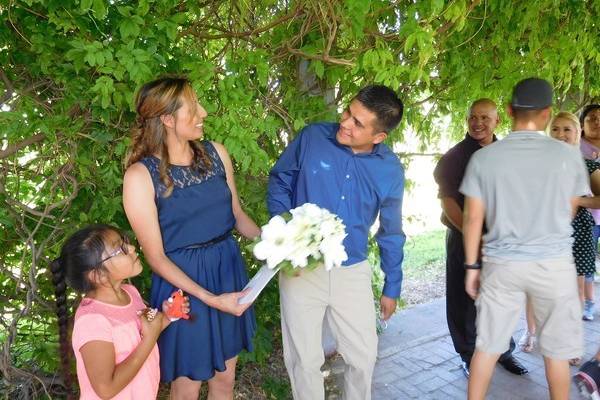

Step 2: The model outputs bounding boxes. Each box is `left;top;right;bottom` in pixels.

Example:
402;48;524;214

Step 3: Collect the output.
402;229;446;279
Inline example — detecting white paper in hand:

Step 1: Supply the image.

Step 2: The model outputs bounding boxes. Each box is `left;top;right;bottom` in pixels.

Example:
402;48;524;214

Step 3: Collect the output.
238;264;280;305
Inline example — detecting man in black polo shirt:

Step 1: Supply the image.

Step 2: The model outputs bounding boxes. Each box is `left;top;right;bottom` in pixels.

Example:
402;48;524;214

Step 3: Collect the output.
433;98;527;377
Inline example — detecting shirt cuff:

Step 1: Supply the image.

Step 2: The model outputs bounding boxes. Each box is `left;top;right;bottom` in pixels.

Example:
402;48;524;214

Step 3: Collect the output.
382;281;401;299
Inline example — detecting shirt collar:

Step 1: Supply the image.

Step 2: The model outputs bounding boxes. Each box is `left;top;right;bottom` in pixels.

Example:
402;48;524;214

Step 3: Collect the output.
581;138;600;153
464;132;498;147
505;130;545;138
326;123;386;158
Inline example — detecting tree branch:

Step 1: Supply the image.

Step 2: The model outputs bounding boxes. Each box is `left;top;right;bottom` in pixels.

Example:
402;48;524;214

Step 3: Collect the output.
181;7;302;40
436;0;482;36
285;46;354;66
0;133;46;159
0;68;16;105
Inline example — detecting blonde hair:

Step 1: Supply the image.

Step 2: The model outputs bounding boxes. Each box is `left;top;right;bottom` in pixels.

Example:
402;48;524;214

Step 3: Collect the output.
125;77;212;196
552;111;581;131
549;111;581;143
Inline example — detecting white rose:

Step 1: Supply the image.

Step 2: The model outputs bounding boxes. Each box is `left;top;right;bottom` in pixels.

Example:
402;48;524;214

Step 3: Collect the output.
253;215;293;269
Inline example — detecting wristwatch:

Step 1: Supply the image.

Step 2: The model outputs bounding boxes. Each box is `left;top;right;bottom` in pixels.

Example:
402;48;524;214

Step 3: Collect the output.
464;262;481;270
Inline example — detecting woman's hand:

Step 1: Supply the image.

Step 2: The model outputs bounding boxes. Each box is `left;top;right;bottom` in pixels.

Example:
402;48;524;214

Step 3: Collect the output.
210;290;252;316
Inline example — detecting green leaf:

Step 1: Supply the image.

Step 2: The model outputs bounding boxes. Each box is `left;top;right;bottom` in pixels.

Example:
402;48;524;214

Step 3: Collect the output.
404;32;418;53
119;18;140;39
112;90;123;107
431;0;445;14
95;52;105;66
132;15;145;25
455;16;466;31
162;20;178;41
80;0;93;11
65;48;85;62
84;52;97;66
312;61;324;79
409;68;421;82
131;48;150;62
92;0;107;19
92;76;115;108
138;0;151;16
116;5;132;17
170;12;187;24
374;69;387;83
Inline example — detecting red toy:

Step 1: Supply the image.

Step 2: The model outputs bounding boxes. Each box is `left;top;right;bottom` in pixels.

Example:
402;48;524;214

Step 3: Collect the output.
166;289;190;321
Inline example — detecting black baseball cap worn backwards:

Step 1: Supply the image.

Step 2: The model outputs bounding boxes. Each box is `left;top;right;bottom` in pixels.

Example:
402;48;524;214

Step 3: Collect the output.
511;77;553;110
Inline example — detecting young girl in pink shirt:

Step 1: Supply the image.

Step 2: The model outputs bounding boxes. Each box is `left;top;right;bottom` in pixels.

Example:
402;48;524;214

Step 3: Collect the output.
50;224;188;399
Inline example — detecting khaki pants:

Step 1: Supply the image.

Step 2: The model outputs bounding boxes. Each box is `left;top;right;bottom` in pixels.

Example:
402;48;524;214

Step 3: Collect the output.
476;257;583;359
279;261;378;400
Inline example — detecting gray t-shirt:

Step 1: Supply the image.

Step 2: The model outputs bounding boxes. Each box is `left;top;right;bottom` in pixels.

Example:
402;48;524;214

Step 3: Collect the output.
460;130;590;261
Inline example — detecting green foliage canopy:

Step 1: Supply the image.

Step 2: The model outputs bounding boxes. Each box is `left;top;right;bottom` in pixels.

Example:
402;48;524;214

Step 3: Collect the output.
1;0;599;396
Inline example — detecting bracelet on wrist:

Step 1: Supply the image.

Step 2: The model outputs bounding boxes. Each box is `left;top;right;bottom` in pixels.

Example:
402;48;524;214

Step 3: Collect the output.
464;262;481;270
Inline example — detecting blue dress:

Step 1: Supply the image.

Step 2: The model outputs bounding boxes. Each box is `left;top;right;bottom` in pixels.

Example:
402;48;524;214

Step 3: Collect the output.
140;141;255;382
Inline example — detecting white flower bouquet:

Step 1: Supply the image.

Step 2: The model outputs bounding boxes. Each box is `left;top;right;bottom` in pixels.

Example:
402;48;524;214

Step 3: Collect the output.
252;203;348;275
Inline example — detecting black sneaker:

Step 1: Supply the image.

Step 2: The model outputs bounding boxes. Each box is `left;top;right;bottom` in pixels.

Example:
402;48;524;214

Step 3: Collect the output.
498;356;528;375
461;361;470;379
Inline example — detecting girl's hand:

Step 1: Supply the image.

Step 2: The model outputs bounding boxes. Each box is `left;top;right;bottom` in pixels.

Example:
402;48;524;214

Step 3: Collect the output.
138;308;166;341
212;290;252;316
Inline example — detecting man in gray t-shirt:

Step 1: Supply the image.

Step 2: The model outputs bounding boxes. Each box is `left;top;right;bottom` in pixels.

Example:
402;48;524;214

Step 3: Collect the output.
460;78;588;400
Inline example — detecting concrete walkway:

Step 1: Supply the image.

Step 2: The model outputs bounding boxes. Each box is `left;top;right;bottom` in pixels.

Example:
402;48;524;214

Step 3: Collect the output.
370;292;600;399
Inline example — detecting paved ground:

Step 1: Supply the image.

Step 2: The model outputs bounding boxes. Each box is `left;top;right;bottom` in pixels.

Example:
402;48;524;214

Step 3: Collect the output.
367;291;600;399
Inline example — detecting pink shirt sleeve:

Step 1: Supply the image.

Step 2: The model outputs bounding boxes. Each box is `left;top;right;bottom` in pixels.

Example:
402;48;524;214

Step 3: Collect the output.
72;313;113;353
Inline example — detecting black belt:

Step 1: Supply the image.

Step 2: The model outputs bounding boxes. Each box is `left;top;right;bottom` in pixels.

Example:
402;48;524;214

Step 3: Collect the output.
184;231;231;249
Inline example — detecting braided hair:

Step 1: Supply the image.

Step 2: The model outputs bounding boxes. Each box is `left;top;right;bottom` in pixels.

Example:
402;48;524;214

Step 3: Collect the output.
49;224;120;399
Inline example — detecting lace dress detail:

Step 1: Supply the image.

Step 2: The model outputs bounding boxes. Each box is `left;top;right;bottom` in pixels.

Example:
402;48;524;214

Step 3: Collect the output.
142;141;225;198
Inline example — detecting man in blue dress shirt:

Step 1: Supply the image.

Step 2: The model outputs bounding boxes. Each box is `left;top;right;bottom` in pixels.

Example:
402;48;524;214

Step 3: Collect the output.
267;85;406;400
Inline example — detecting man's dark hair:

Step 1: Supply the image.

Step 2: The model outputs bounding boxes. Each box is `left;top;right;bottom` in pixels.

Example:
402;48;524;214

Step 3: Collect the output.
353;85;404;133
511;107;547;121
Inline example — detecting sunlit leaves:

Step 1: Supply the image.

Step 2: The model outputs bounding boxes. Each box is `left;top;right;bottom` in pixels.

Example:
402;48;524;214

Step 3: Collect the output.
343;0;372;38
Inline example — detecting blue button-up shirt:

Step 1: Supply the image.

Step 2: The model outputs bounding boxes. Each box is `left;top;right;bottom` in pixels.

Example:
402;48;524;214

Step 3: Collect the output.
267;122;406;298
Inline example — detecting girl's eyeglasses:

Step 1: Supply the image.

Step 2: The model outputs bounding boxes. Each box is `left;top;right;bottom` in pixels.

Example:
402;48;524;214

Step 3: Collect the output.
100;235;131;264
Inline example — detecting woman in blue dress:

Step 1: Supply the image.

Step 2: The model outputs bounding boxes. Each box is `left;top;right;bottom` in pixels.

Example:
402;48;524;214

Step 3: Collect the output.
122;77;259;399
